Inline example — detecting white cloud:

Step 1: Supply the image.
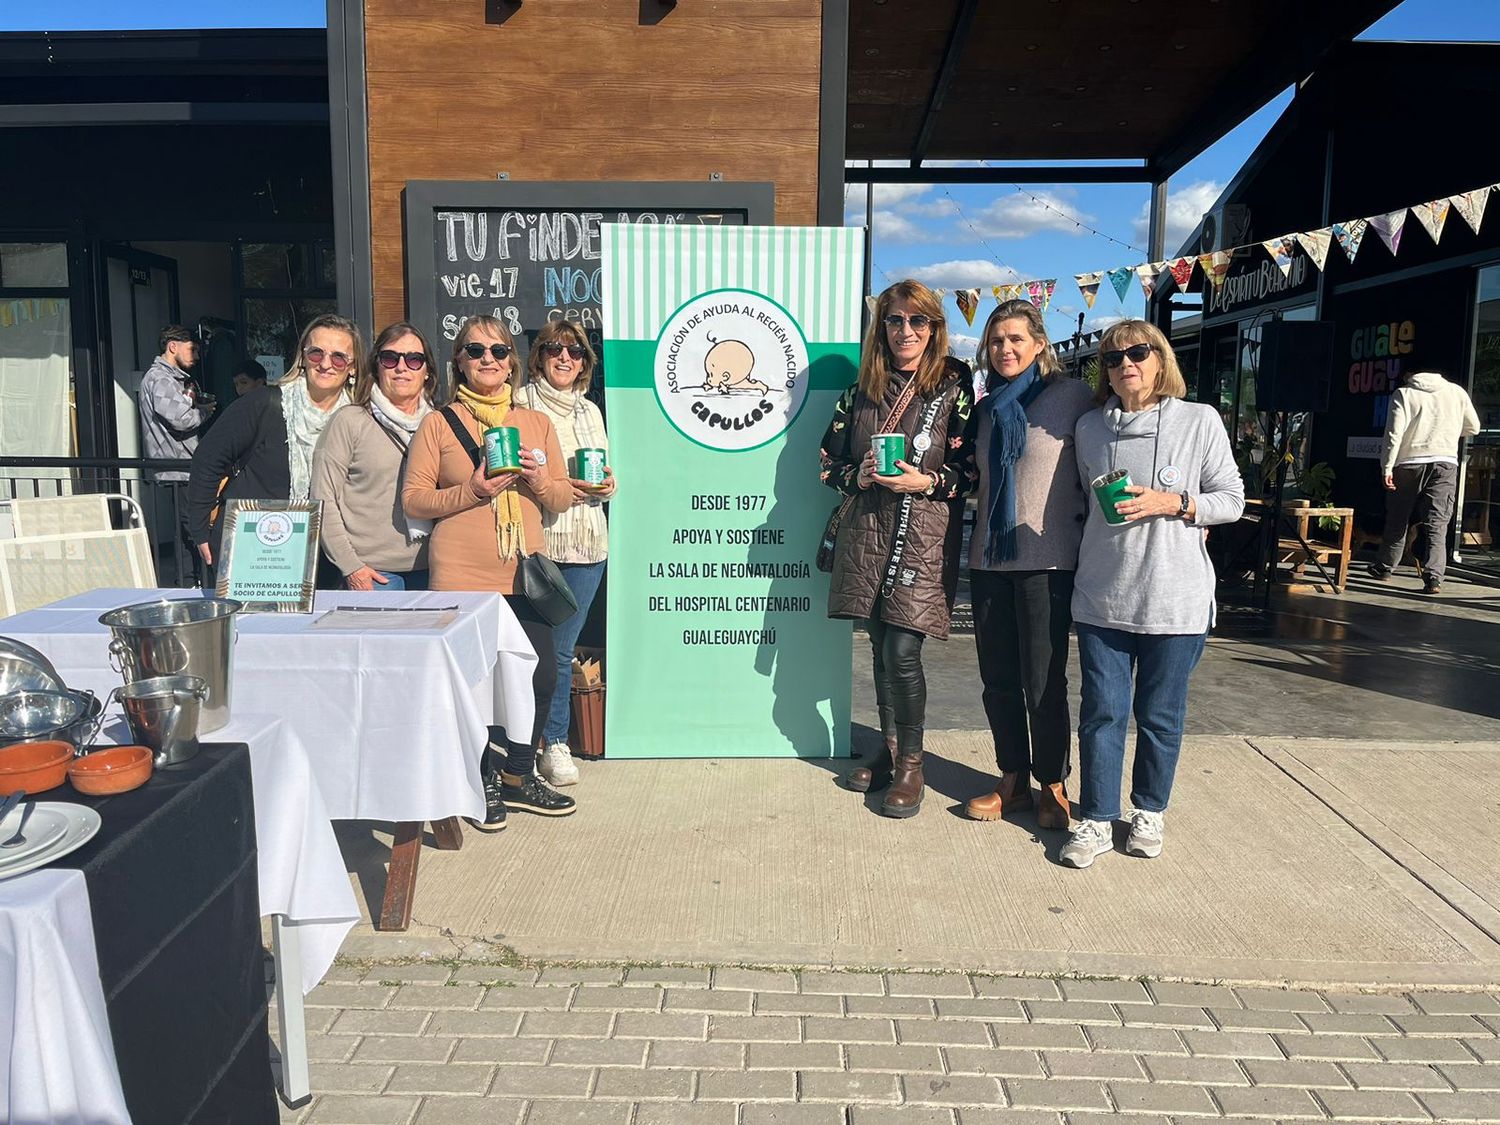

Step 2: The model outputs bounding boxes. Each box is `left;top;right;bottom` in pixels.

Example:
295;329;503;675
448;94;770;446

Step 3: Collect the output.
1132;180;1223;252
906;198;961;219
1085;313;1127;333
949;333;982;359
968;190;1097;240
843;182;934;213
902;259;1023;290
865;209;929;243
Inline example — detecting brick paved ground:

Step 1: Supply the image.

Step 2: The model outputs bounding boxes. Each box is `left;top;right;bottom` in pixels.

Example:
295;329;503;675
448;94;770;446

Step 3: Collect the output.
276;960;1500;1124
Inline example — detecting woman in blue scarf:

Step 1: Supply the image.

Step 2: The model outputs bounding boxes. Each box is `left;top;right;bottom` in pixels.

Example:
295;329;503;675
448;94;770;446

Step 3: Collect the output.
963;300;1095;829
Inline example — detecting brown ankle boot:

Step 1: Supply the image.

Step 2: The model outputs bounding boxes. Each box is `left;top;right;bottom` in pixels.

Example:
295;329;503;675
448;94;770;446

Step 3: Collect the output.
1036;781;1071;829
880;727;924;818
848;708;897;793
964;771;1033;821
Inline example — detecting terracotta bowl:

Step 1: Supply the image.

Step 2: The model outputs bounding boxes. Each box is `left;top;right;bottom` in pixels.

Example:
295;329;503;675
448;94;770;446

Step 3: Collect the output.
0;739;73;795
68;745;154;796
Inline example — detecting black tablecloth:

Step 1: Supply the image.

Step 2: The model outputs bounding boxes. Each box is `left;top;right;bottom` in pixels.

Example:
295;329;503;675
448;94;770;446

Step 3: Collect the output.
56;744;276;1124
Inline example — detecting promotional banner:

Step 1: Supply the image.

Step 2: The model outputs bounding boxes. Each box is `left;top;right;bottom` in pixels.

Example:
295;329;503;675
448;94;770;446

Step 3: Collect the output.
601;224;863;758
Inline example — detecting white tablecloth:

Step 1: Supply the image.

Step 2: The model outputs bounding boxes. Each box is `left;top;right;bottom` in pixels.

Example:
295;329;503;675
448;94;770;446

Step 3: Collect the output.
2;587;539;823
0;870;130;1125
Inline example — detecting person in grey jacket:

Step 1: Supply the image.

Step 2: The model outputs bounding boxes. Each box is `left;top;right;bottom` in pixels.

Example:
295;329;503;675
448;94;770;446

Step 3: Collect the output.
962;300;1094;829
1061;320;1244;869
138;325;215;483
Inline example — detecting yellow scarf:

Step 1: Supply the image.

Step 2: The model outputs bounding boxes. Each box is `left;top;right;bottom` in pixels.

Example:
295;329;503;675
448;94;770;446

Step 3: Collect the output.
455;383;527;560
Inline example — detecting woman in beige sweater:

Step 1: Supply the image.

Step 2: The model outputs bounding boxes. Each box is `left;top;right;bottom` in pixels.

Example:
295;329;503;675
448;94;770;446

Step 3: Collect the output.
516;319;616;787
404;315;576;828
311;321;438;590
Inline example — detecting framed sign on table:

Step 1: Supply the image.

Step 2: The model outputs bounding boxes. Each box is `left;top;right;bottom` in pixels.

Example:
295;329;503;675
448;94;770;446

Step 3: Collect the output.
216;500;323;613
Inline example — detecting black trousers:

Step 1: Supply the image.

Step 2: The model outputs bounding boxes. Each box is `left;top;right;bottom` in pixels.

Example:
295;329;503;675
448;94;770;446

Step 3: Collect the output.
491;594;556;777
1377;461;1459;584
971;568;1074;784
865;612;927;732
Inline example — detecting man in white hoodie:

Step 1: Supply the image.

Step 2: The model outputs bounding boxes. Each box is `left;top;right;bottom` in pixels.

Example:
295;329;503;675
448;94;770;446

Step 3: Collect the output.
1368;369;1481;594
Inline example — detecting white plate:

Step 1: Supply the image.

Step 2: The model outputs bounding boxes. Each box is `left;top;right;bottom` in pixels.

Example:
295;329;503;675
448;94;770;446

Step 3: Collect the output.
0;803;101;881
0;802;71;863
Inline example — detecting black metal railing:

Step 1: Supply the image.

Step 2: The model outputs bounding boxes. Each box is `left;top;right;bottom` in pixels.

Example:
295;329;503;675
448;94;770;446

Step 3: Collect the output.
0;456;200;589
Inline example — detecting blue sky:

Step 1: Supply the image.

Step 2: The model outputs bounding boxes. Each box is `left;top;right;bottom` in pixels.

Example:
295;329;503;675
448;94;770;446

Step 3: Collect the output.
8;0;1497;356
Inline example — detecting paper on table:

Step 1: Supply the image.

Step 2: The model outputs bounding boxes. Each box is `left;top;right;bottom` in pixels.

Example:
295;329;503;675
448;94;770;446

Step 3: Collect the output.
311;607;459;631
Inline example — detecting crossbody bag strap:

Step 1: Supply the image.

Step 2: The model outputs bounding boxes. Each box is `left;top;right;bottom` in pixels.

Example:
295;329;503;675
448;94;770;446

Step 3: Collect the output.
830;377;922;529
367;406;413;458
441;405;483;470
880;390;950;600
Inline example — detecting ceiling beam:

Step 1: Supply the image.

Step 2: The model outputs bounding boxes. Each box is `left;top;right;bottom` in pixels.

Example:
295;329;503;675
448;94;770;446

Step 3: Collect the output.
847;164;1154;185
908;0;980;168
1151;0;1402;177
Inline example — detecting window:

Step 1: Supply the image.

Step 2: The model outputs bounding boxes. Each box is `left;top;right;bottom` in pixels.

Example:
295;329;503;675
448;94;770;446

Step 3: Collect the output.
235;240;337;379
0;243;75;460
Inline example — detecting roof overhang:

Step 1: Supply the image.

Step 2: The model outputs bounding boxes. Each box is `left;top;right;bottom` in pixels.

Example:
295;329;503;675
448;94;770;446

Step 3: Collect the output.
846;0;1401;177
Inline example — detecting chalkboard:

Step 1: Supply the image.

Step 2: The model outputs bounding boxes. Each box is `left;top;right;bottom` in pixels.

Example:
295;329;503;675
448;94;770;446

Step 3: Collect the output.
404;181;775;394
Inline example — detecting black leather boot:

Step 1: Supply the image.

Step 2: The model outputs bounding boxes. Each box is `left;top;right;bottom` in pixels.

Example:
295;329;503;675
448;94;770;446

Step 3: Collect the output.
847;706;897;793
880;724;924;818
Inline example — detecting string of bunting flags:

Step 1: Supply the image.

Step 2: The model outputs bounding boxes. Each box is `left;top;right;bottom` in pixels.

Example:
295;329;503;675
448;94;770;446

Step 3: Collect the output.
870;181;1499;332
1066;180;1496;312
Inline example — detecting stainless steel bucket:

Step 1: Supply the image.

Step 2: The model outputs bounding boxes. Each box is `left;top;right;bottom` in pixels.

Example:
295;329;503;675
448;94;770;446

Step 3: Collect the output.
118;675;207;767
99;598;241;733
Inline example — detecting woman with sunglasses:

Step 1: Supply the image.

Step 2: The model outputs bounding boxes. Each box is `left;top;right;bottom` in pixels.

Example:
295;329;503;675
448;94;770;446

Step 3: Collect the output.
310;321;438;591
962;299;1095;831
188;312;361;587
821;280;976;818
404;315;577;830
516;320;615;787
1060;320;1243;869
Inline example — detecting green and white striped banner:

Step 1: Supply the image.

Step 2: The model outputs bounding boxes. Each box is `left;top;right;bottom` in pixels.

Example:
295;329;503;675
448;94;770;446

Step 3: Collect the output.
600;224;863;759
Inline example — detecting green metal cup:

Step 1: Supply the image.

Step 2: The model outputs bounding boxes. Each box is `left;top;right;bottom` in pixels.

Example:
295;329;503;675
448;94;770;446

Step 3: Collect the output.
483;426;522;476
872;433;906;476
1091;469;1133;525
574;447;608;487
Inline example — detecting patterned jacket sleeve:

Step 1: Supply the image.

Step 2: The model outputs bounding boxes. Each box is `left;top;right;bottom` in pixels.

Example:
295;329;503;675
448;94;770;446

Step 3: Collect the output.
818;385;861;497
928;383;978;501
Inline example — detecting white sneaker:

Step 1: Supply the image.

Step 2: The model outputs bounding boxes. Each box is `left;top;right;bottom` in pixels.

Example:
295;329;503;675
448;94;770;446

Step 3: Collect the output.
1060;819;1114;869
538;742;579;786
1126;810;1164;858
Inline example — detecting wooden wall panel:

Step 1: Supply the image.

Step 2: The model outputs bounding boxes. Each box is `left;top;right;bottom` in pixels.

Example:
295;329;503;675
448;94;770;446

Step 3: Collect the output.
364;0;826;328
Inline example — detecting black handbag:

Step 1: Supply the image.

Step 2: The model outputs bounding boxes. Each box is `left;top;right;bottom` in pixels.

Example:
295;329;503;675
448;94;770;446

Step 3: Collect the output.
440;407;580;626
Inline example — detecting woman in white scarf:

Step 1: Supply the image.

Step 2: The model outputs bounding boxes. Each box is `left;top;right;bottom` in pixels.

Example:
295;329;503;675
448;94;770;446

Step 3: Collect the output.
518;320;617;786
311;322;437;590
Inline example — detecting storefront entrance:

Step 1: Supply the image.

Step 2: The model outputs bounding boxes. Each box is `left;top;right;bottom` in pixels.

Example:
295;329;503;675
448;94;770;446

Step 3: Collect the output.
1461;265;1500;577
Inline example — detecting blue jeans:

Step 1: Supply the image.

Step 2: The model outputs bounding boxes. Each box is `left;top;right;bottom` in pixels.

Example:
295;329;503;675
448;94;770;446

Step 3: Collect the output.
373;569;430;591
1075;622;1206;822
544;561;606;744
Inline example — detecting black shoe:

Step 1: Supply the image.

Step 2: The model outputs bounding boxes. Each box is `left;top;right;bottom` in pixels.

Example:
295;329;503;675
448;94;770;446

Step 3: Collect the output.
1422;580;1442;595
501;773;577;817
1366;563;1391;580
465;771;509;832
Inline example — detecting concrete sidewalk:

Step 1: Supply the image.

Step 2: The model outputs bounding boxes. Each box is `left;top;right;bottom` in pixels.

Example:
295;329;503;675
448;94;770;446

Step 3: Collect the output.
277;573;1500;1121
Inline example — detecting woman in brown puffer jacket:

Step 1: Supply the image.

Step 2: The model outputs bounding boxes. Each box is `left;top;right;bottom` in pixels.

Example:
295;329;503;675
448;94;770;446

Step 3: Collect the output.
820;279;977;818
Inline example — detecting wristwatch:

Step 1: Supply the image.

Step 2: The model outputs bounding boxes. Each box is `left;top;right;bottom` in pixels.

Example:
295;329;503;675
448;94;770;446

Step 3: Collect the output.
923;473;939;496
1178;491;1191;518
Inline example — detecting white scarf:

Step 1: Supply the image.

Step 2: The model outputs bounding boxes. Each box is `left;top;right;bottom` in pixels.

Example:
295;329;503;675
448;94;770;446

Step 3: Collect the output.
520;378;608;563
368;383;434;541
282;377;350;501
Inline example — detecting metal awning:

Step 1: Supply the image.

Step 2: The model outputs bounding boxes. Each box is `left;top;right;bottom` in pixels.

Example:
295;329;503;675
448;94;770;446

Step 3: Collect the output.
847;0;1401;179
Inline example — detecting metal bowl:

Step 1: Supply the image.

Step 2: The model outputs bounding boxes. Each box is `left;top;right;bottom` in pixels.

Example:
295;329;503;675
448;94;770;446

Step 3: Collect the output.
0;690;86;745
0;638;64;696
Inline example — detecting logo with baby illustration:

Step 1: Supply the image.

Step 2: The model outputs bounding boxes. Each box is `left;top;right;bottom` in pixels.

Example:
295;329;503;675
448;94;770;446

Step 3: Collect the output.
654;288;810;452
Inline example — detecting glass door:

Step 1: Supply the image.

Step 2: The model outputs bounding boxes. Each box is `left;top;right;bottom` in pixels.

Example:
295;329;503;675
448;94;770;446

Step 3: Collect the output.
1460;264;1500;575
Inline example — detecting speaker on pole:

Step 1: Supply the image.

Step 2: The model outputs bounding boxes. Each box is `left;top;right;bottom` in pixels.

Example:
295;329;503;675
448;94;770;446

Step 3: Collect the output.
1255;320;1335;413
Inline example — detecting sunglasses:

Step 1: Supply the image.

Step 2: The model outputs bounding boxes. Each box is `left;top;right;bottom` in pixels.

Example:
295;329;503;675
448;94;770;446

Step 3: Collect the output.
461;342;512;362
377;350;427;370
541;342;586;361
303;346;353;371
883;314;936;332
1103;343;1155;369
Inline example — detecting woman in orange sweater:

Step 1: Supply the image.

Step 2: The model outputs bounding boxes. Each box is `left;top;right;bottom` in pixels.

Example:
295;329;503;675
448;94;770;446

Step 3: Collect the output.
404;315;577;830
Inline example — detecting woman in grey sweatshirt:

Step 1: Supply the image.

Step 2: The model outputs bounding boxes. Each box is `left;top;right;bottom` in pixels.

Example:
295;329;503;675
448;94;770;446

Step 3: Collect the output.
1062;321;1244;870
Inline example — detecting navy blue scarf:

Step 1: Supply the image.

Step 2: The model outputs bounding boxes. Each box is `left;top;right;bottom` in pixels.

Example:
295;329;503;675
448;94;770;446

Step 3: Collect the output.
983;360;1046;565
